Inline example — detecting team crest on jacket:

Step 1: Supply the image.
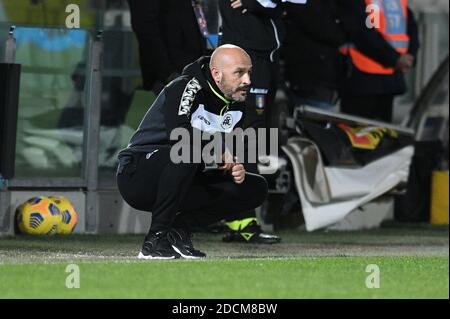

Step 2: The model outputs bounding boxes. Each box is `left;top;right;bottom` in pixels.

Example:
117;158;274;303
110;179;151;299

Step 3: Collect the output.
179;77;202;116
221;114;234;130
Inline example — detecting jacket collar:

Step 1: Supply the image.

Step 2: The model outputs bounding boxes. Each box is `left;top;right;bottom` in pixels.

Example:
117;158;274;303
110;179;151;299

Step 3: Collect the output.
204;67;235;115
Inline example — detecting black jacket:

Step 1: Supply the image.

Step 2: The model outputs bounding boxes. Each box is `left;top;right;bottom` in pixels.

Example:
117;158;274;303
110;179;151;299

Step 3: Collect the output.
339;0;420;96
283;0;346;92
120;57;247;157
127;0;207;92
219;0;285;61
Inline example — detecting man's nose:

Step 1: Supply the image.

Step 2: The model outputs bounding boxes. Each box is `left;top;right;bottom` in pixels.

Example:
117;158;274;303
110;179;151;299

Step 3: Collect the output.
242;73;251;86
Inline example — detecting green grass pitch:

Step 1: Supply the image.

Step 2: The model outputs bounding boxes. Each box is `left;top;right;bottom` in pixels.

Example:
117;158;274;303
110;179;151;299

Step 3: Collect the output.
0;224;448;299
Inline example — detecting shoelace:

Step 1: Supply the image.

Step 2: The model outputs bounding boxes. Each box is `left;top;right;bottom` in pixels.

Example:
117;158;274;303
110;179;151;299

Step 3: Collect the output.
144;231;169;249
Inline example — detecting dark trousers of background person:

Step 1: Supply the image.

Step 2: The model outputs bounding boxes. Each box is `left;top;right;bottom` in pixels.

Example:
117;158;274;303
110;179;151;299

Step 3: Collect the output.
340;94;395;123
234;51;279;222
287;86;339;110
244;51;280;131
116;147;268;235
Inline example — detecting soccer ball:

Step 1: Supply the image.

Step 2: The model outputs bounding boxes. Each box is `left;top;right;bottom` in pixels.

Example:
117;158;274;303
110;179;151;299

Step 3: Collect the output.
16;196;61;235
49;196;78;234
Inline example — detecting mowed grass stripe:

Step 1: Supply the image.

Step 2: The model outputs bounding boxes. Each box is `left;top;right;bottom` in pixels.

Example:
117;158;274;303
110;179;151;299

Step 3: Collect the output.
0;257;448;299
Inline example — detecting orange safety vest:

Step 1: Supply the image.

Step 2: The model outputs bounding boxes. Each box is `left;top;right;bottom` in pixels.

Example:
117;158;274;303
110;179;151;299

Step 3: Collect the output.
342;0;410;75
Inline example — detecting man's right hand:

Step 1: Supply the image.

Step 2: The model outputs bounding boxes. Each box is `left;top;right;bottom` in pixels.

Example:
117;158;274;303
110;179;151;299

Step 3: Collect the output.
219;150;235;172
396;54;414;74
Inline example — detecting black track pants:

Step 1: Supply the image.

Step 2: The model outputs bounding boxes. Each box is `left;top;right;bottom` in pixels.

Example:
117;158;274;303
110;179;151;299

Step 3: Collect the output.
116;147;268;233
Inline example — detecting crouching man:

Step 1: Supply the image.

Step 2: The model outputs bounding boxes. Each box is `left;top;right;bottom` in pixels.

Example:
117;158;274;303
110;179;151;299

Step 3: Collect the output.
117;45;268;259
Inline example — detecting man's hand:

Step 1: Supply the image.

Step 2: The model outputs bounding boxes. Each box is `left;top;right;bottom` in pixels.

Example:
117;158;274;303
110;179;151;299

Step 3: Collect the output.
396;53;414;74
231;159;246;184
219;153;246;184
231;0;248;14
219;150;235;172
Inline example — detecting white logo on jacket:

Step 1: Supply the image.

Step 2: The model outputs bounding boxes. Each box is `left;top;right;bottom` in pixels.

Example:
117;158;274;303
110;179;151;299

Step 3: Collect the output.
221;114;233;131
249;88;269;94
191;105;242;134
179;77;202;116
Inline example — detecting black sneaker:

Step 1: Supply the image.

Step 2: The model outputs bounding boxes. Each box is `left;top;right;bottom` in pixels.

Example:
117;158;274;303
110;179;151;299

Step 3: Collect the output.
223;220;281;244
168;228;206;259
138;231;181;260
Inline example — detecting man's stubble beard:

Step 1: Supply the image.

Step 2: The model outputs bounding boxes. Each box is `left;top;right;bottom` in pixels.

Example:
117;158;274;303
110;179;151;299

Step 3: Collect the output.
220;76;247;103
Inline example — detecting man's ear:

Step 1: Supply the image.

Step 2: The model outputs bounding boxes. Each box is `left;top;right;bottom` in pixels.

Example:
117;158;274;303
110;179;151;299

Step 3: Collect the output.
210;67;221;84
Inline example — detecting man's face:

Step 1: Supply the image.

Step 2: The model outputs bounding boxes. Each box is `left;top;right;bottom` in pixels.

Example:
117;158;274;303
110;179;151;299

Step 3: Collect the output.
214;60;252;102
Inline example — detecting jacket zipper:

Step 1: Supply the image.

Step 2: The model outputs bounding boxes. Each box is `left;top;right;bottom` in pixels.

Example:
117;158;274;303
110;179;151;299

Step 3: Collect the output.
220;104;229;117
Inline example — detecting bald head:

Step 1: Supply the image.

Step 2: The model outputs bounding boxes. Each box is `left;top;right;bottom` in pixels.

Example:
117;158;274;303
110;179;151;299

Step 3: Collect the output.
209;45;252;102
210;44;251;70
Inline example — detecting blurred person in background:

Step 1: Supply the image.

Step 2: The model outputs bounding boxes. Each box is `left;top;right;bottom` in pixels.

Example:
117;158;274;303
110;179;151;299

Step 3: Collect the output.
127;0;208;94
339;0;420;123
217;0;288;244
283;0;346;110
219;0;286;131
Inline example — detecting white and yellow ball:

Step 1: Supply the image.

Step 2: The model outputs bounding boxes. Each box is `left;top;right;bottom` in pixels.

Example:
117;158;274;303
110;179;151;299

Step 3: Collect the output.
16;196;61;235
49;196;78;234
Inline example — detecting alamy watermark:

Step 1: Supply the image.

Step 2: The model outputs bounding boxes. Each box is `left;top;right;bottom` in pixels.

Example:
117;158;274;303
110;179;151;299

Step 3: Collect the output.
65;264;80;289
365;264;380;289
65;4;80;29
366;2;404;30
169;127;279;174
366;4;381;29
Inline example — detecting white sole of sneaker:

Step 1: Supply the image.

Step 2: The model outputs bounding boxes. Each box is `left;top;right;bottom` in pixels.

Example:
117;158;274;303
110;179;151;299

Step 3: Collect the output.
172;245;204;259
137;252;177;260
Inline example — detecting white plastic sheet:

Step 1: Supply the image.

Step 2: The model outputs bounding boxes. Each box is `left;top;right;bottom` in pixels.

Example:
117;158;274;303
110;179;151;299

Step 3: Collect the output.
282;138;414;231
